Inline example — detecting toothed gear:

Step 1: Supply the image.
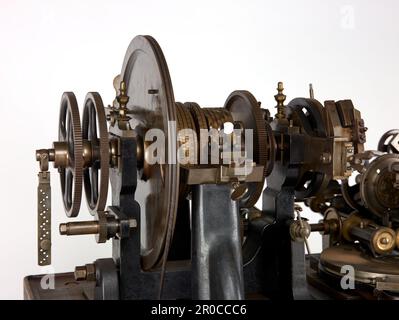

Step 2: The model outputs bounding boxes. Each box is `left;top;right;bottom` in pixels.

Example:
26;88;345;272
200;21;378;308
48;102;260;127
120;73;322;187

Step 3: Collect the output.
224;90;269;208
82;92;110;214
58;92;83;217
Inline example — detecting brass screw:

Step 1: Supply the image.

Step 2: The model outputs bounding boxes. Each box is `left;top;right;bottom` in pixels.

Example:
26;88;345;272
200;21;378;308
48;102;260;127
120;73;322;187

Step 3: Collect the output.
274;82;286;120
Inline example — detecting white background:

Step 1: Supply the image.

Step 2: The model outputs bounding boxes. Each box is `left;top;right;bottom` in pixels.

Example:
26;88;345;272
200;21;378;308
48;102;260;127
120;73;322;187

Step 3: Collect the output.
0;0;398;299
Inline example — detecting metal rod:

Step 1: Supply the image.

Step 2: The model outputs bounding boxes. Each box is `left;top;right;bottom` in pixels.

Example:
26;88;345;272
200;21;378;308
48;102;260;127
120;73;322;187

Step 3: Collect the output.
310;223;325;232
296;209;311;254
59;221;99;236
309;83;314;99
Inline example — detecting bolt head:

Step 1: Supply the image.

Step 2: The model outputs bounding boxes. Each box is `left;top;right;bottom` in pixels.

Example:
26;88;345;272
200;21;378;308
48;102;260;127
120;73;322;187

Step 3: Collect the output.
74;266;87;281
129;219;137;229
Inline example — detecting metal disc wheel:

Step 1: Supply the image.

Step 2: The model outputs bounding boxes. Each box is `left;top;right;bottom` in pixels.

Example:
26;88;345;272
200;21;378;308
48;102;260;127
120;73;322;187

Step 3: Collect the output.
224;90;269;208
82;92;109;214
58;92;83;217
120;35;179;270
287;98;330;200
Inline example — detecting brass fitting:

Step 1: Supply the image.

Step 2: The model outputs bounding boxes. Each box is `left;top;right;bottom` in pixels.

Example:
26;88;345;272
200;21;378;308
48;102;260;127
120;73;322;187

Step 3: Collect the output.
59;211;136;243
59;221;100;236
343;213;396;255
59;211;115;243
109;137;119;168
274;82;287;120
74;263;96;281
52;142;69;168
371;228;396;255
116;81;129;109
290;219;311;242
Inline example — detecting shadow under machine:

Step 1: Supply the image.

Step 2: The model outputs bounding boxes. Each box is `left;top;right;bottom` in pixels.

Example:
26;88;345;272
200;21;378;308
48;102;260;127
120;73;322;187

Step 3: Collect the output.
25;35;399;300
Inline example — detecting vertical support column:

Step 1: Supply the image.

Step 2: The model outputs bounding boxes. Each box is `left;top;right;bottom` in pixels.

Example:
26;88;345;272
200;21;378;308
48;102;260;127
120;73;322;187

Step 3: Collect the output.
110;134;141;299
192;184;244;300
261;186;310;299
291;241;309;299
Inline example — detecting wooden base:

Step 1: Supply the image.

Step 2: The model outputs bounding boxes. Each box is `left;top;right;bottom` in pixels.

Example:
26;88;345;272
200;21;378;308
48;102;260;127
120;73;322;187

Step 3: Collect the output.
24;272;95;300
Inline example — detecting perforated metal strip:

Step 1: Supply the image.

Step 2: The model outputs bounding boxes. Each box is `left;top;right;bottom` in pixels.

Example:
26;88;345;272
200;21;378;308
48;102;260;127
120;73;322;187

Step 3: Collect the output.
38;172;51;266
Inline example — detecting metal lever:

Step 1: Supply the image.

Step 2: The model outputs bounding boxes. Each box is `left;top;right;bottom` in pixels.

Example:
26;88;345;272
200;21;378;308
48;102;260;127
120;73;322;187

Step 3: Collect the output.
291;205;311;254
296;208;311;254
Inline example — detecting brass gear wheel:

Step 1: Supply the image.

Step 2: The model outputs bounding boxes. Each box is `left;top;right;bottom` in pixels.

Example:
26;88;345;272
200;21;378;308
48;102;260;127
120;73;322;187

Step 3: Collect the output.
224;90;269;208
82;92;109;214
185;102;208;164
58;92;83;217
176;102;197;198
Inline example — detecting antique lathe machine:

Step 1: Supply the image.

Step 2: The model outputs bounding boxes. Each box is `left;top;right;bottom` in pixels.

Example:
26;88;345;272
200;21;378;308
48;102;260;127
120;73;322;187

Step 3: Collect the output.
24;35;399;300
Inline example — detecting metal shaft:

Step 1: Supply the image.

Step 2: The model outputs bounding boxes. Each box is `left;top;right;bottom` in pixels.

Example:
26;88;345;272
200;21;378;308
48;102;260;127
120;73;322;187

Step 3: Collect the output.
59;221;99;236
310;223;325;232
